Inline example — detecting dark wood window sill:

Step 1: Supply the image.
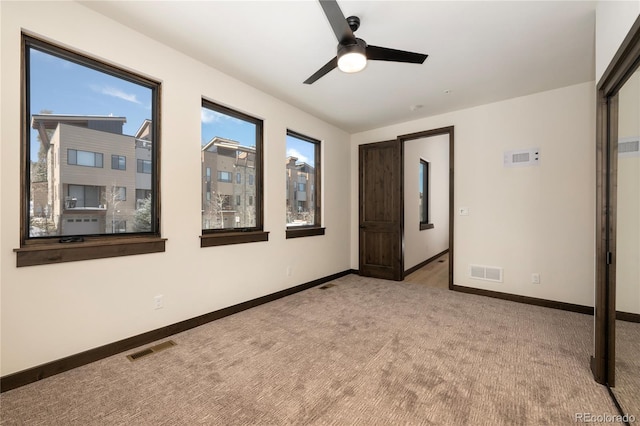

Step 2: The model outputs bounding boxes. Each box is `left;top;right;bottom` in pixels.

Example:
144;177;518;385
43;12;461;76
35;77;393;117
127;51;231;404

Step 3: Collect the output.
200;230;269;247
420;223;435;231
286;227;325;239
14;236;166;267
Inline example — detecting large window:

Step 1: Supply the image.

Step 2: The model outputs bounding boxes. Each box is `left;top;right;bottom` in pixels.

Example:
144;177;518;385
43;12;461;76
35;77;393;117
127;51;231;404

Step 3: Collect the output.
200;99;266;246
17;35;163;266
286;130;323;238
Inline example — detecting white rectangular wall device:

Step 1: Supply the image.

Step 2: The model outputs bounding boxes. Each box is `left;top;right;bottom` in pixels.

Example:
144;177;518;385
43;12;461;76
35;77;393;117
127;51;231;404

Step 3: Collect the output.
504;147;540;167
619;137;640;158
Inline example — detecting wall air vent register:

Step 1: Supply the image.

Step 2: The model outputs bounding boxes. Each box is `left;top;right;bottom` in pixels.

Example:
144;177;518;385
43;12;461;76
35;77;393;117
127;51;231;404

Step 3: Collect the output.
504;148;540;167
619;137;640;157
469;264;504;283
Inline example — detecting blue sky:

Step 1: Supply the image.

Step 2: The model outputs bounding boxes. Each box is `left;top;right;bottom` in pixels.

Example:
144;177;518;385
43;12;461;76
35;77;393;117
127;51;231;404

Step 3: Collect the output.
29;48;152;160
31;46;315;165
201;109;316;165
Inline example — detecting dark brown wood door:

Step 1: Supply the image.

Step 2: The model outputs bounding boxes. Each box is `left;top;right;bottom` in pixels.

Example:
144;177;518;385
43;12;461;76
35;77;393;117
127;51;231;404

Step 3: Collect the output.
359;140;403;281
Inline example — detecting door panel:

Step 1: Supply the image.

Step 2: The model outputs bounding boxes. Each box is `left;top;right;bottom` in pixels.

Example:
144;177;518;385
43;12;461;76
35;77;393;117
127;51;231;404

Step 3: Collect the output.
359;140;403;280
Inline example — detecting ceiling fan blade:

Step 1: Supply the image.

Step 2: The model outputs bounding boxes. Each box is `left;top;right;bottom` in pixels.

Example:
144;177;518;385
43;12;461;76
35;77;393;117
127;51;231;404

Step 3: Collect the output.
304;57;338;84
319;0;356;44
366;45;428;64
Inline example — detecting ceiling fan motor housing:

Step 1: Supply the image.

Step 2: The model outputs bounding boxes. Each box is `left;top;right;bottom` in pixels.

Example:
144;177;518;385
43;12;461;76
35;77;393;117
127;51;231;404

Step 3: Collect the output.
337;38;368;73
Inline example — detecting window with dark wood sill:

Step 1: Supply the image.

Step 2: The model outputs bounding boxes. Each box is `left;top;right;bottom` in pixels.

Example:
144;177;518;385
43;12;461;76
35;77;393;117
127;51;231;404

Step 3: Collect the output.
14;236;166;267
18;35;163;267
200;100;265;247
285;130;322;238
200;231;269;247
286;227;325;239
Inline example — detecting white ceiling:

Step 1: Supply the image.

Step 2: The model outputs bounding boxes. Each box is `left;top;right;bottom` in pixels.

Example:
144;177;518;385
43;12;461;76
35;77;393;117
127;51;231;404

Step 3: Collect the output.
80;1;596;133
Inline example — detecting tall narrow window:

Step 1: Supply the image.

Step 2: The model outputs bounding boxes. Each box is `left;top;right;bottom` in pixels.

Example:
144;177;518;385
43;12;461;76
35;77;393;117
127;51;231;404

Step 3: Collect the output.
200;99;266;246
17;35;163;266
419;159;433;230
285;130;323;238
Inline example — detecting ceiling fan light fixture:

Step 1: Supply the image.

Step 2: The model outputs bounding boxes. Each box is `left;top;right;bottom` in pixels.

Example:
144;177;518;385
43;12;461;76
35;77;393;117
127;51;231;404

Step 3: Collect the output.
337;39;367;73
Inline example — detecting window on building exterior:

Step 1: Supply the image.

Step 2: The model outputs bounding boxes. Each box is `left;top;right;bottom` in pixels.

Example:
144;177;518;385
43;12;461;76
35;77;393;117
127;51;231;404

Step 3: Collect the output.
137;159;152;174
419;159;432;230
17;35;163;267
218;171;232;183
285;130;323;238
68;149;103;168
200;99;265;246
111;155;126;170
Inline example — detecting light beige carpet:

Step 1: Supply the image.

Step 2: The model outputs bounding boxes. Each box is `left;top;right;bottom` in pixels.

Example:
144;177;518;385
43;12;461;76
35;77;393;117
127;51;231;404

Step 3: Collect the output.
0;274;624;425
613;319;640;420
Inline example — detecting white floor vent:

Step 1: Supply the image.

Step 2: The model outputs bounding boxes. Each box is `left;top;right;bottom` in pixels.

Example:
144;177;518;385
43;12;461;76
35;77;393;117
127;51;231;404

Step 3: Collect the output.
469;265;503;283
619;138;640;158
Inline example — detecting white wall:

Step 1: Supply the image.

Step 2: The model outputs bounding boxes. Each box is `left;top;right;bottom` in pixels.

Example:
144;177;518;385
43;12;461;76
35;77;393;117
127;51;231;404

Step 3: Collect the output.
595;1;640;83
404;135;449;271
0;1;351;376
351;82;596;306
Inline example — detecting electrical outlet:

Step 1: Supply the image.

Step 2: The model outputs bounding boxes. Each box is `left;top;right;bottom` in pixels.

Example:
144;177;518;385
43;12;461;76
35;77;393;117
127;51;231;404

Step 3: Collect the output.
286;266;292;277
531;273;540;284
459;207;469;216
154;294;164;309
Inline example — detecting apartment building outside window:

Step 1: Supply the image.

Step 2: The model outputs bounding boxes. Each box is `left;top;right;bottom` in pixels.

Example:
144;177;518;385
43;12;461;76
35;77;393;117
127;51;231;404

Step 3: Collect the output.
200;99;266;246
17;35;163;266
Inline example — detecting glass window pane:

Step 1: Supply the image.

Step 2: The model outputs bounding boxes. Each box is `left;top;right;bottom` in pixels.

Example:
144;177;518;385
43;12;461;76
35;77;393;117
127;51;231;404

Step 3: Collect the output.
77;150;95;166
201;102;260;230
286;132;318;227
26;39;156;238
420;160;429;224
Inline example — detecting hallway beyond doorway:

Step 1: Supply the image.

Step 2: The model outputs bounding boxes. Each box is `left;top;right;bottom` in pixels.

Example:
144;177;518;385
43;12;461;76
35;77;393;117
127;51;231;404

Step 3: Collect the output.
404;252;449;289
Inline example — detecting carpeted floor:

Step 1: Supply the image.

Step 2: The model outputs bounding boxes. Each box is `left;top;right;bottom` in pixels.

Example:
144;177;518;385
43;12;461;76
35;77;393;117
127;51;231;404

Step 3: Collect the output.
0;274;626;425
613;319;640;420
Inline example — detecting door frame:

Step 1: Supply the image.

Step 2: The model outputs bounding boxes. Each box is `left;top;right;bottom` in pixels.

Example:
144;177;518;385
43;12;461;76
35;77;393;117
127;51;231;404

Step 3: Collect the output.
592;15;640;386
398;126;455;288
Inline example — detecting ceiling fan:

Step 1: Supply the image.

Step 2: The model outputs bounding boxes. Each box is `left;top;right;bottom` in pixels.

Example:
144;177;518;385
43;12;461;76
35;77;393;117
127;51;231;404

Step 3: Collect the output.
304;0;428;84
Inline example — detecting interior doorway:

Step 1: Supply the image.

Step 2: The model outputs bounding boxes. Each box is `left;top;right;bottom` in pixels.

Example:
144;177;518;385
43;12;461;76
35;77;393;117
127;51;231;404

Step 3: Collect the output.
358;126;454;287
401;130;451;288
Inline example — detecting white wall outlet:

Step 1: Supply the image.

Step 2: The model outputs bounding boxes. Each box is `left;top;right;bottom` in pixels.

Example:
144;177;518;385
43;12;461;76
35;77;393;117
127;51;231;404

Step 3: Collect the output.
531;273;540;284
459;207;469;216
286;266;292;276
154;294;164;309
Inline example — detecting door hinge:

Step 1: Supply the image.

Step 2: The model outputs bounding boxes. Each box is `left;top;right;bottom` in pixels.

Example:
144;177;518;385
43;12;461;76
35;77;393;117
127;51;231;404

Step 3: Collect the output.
606;251;613;265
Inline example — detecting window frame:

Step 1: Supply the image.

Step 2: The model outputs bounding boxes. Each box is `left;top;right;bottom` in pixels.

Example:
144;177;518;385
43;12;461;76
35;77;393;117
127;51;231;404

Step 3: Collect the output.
217;171;233;183
68;149;104;168
111;154;126;171
419;158;434;230
200;99;268;247
15;34;165;267
137;159;152;174
285;129;324;239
